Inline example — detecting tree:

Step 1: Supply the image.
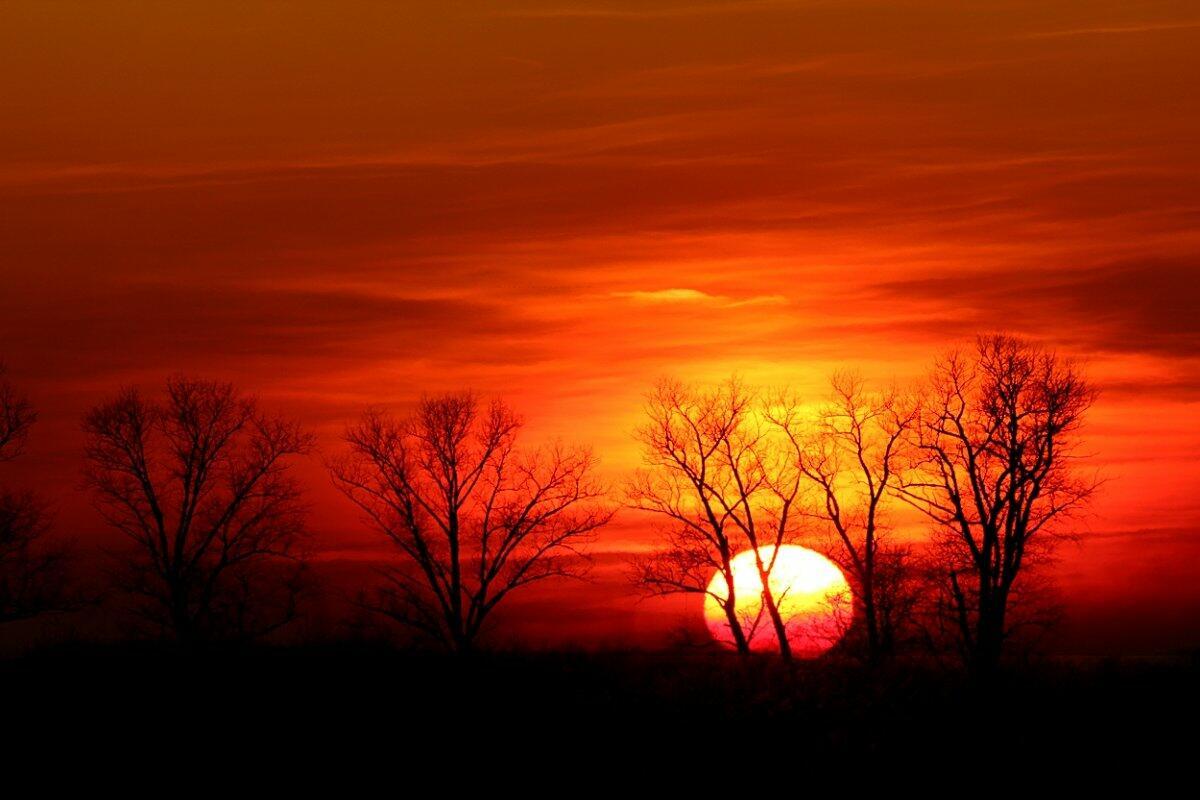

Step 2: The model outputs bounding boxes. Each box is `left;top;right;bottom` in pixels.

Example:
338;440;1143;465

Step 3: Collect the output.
899;335;1097;675
83;377;314;643
0;366;36;460
787;373;919;663
331;392;612;652
629;378;804;660
0;365;77;624
0;490;75;624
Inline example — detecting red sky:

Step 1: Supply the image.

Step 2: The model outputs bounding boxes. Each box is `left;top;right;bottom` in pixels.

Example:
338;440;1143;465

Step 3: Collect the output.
2;1;1199;652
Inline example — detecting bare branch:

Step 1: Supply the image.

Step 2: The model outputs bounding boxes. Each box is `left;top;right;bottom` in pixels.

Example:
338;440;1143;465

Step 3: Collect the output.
83;376;314;643
331;392;612;651
626;377;808;660
900;334;1097;674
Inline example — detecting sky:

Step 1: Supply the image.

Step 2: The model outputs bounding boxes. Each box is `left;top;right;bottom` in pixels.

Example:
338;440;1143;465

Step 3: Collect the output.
1;1;1198;653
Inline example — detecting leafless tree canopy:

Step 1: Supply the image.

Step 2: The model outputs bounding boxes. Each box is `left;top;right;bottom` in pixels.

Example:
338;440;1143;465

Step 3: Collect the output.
629;378;806;660
0;366;78;623
83;377;314;643
899;334;1098;673
331;392;612;651
793;373;920;662
0;365;36;463
0;490;74;623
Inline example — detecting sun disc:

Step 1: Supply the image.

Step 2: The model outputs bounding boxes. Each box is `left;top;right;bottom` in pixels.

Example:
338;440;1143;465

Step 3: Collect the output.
704;545;853;657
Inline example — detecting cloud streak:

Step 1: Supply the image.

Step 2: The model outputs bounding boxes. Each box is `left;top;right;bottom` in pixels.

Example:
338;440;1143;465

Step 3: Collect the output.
1025;19;1200;38
612;288;787;307
489;1;798;21
872;258;1200;359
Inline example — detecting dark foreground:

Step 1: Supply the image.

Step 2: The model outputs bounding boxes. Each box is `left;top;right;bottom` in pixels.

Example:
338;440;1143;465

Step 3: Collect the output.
5;644;1196;769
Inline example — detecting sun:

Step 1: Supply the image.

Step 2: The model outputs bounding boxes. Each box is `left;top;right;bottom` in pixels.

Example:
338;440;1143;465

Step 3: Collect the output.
704;545;854;657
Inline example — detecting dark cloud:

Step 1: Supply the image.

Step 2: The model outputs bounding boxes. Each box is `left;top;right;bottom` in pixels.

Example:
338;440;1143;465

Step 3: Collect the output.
873;258;1200;359
0;281;556;384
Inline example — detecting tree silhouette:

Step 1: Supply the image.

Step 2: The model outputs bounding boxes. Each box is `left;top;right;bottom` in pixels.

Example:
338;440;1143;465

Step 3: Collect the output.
83;377;314;643
629;378;806;660
899;335;1097;675
786;373;920;663
331;392;612;652
0;367;35;460
0;366;77;623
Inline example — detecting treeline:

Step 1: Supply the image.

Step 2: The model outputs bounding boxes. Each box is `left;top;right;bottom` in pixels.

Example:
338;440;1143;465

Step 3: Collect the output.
0;334;1096;676
630;334;1095;675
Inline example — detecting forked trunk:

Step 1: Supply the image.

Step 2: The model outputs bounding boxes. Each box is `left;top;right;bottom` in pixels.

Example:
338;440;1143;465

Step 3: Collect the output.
758;579;793;662
721;570;751;655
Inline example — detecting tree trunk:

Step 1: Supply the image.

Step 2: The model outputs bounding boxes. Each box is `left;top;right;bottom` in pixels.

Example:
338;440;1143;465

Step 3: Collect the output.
171;592;196;646
863;591;881;665
971;590;1005;679
451;628;475;654
721;572;751;655
758;579;793;662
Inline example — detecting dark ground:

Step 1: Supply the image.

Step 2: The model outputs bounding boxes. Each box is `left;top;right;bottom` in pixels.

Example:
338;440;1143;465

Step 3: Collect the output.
5;643;1198;774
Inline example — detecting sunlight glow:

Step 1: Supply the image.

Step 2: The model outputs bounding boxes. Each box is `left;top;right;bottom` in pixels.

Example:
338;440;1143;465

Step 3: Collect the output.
704;545;853;657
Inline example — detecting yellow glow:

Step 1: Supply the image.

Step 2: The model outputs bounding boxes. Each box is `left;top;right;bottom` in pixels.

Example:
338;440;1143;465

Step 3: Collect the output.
704;545;853;657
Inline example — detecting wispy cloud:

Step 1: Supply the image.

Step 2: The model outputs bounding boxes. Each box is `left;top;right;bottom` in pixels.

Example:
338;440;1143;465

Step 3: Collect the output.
1024;19;1200;39
0;111;755;193
612;288;787;307
872;258;1200;361
490;1;797;21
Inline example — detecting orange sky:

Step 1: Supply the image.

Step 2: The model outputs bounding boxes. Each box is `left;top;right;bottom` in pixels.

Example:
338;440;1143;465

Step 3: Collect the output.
2;1;1198;652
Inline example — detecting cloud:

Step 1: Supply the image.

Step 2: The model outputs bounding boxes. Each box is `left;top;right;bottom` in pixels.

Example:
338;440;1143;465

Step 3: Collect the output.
871;258;1200;360
614;288;713;303
1102;374;1200;401
0;110;746;192
489;1;796;21
0;281;559;387
613;288;787;307
1024;20;1200;39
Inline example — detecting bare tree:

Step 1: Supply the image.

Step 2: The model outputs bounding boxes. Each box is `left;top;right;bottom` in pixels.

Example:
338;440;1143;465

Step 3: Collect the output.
899;335;1097;675
782;373;920;663
0;365;36;460
0;490;76;624
331;392;612;652
628;378;804;660
83;377;314;643
0;366;77;623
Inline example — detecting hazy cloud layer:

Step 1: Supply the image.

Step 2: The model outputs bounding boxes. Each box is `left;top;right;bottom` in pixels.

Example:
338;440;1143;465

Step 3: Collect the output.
874;258;1200;358
2;0;1198;649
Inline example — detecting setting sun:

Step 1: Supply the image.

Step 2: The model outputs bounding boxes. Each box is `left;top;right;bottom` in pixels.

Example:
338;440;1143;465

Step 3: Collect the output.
704;546;854;658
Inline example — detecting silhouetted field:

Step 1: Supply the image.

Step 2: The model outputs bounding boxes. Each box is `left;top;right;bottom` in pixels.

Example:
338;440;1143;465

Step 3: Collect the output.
5;644;1197;764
